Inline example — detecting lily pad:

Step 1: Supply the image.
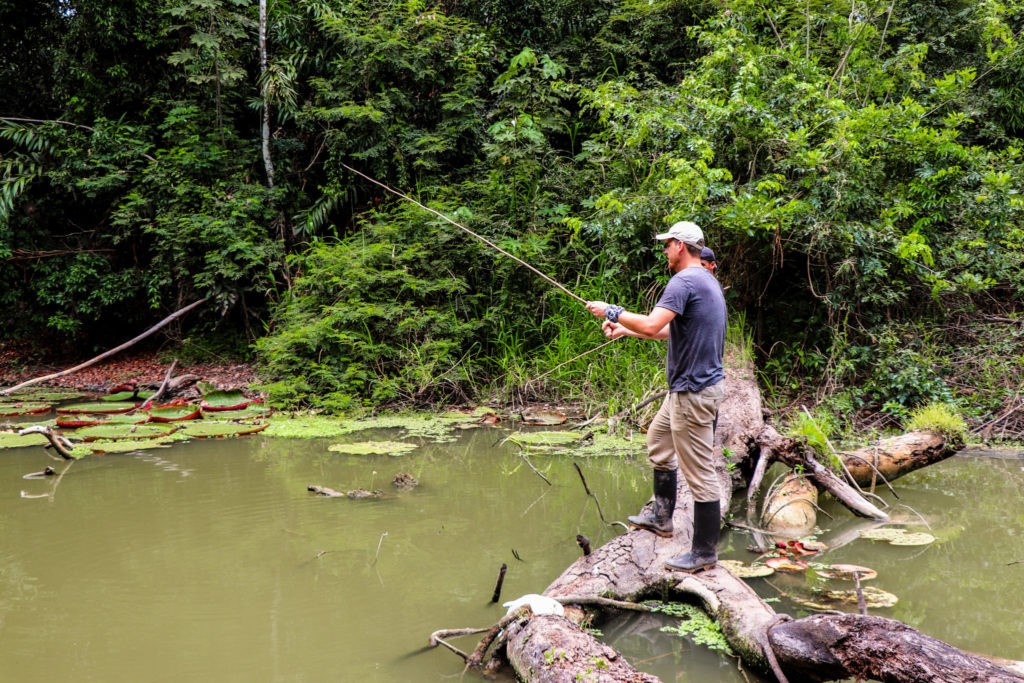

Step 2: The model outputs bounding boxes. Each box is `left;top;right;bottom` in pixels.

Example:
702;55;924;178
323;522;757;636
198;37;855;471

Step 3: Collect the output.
0;431;51;449
720;560;774;578
200;390;256;411
0;402;52;417
79;437;180;454
147;405;202;422
205;405;272;421
57;401;138;414
56;415;111;429
824;586;898;608
815;564;878;581
178;422;269;438
73;423;179;441
765;557;809;573
505;431;587;449
327;441;418;456
860;528;936;546
103;390;154;402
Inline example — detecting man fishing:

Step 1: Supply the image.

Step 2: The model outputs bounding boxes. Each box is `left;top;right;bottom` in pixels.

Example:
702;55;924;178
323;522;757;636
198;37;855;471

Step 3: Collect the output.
585;220;727;572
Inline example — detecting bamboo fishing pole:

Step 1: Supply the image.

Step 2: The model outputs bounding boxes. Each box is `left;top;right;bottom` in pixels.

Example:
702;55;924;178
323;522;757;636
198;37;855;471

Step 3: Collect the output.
340;163;589;306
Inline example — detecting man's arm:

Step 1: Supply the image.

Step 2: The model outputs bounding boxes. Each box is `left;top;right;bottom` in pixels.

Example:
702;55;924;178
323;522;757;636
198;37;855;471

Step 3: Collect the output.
586;302;674;340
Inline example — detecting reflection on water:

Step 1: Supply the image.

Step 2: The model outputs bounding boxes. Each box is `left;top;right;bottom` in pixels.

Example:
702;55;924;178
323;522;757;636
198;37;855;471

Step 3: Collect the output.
1;433;1022;682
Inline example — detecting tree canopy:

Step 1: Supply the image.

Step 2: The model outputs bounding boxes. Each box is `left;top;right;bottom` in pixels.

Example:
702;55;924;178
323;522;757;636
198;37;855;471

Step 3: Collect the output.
2;0;1023;421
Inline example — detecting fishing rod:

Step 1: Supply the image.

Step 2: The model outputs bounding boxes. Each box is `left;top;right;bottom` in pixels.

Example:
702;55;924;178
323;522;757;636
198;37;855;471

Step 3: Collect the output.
340;163;588;306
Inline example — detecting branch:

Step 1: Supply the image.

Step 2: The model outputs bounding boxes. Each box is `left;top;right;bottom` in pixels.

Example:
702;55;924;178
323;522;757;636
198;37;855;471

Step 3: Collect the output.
1;299;208;395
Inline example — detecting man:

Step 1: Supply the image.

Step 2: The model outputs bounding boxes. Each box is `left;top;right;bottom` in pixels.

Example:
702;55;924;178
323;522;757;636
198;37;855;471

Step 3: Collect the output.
585;221;726;572
700;247;717;275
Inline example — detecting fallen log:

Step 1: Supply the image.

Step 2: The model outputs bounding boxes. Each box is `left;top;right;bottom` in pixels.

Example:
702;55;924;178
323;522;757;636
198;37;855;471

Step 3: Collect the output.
487;353;1024;681
840;430;960;489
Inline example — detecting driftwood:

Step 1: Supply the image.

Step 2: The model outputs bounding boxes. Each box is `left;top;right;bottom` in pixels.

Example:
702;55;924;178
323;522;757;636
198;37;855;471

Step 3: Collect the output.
0;298;208;395
465;353;1024;682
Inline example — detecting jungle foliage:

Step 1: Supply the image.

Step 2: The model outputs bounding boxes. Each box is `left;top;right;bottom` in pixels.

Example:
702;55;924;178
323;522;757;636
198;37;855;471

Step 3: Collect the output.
2;0;1023;426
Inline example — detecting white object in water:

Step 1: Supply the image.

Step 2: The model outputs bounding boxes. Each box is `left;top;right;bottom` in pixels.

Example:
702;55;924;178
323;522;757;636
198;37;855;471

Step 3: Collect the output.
502;593;565;617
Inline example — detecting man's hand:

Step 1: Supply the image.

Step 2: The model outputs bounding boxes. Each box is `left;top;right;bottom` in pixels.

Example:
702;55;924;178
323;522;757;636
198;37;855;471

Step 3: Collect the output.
602;320;629;339
585;301;609;318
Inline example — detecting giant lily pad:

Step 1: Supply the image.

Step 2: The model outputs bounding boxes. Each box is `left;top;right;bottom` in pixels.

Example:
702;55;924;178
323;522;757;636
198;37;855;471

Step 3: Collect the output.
147;405;202;423
0;402;52;417
327;441;418;456
57;401;138;414
103;390;154;402
73;423;178;441
178;422;269;438
205;404;272;421
56;415;110;429
200;390;256;411
0;431;50;449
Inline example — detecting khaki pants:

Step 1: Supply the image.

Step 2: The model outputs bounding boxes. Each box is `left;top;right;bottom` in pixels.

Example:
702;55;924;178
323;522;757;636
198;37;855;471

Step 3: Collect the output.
646;382;725;503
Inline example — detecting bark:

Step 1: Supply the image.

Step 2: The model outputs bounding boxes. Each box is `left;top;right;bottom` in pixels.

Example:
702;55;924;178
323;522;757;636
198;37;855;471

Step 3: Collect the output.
840;430;959;488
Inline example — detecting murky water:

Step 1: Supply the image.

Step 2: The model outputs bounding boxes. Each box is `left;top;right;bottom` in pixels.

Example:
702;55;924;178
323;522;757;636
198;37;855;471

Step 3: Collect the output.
2;429;1022;682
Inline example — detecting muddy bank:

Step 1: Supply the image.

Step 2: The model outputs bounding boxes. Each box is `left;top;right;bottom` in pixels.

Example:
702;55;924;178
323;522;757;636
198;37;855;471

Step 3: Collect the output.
0;343;260;395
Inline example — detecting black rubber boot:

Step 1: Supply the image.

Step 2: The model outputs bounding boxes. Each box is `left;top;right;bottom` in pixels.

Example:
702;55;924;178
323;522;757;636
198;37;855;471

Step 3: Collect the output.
665;500;721;572
627;469;676;537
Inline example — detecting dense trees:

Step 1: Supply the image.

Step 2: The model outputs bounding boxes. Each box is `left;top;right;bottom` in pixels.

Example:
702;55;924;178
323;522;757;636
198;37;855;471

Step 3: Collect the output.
2;0;1022;421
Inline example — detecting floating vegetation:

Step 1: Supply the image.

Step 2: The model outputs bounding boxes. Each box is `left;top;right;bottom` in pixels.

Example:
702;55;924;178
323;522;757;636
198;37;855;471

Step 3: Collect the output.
264;415;363;439
73;423;179;441
58;401;138;414
0;431;51;449
102;390;154;402
505;430;588;451
765;557;809;573
438;406;499;422
4;388;83;401
147;405;202;422
0;402;52;416
327;441;418;456
652;602;734;655
71;436;183;456
814;564;878;581
719;560;774;578
179;422;269;438
208;405;272;421
56;415;111;429
792;586;899;611
200;389;257;411
860;528;936;546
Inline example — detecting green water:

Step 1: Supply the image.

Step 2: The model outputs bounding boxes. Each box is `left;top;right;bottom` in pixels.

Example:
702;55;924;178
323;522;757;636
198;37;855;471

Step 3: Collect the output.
1;429;1022;682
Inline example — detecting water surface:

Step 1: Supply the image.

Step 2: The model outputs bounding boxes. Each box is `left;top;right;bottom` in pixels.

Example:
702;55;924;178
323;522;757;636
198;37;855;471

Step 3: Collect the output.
2;431;1021;681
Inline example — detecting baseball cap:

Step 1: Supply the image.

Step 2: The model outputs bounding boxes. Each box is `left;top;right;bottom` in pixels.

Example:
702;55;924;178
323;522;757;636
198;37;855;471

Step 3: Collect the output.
700;247;717;262
654;221;705;247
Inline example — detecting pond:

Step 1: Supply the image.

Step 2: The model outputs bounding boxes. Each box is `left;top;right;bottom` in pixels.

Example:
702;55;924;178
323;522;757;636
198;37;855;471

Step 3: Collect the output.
1;425;1022;682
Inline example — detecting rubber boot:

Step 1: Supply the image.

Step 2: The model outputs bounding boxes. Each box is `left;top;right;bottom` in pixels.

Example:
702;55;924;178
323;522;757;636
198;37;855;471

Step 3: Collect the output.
626;469;676;537
665;500;721;572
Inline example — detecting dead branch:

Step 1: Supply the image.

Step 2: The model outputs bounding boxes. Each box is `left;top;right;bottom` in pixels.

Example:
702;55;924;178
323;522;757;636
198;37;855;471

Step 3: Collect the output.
1;298;208;395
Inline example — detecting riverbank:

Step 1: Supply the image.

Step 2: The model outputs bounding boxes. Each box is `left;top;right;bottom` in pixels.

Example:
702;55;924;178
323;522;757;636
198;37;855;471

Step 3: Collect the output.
0;342;260;395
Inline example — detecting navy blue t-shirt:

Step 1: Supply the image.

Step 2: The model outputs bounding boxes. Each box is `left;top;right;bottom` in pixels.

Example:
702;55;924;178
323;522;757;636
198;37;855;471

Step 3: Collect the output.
654;266;726;392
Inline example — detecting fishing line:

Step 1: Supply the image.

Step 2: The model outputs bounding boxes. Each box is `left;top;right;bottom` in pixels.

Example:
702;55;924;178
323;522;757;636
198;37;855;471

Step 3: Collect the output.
341;163;588;306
